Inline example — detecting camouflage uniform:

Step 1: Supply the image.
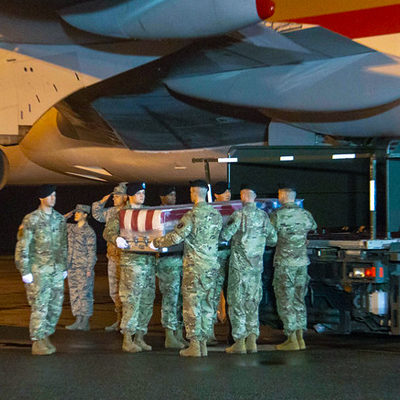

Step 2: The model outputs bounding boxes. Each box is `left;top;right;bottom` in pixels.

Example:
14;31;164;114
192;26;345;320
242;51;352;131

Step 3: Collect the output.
92;201;122;313
270;203;317;336
156;254;183;330
221;202;277;340
67;223;97;317
103;205;156;335
15;208;67;341
215;246;230;304
154;202;222;341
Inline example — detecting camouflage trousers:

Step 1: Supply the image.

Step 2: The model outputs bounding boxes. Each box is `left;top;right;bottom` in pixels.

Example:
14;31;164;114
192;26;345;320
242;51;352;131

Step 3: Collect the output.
68;264;95;317
208;249;229;336
182;267;217;341
156;255;183;331
119;253;156;335
25;269;64;341
273;264;310;336
107;253;122;313
227;267;262;340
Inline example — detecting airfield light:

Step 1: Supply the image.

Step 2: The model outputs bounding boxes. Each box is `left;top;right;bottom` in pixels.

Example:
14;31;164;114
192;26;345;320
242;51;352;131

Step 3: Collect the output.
332;153;356;160
218;158;238;163
370;180;376;211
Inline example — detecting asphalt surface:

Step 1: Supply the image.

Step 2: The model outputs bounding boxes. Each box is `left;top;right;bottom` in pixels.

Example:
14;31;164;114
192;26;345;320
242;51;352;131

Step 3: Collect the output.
1;256;400;400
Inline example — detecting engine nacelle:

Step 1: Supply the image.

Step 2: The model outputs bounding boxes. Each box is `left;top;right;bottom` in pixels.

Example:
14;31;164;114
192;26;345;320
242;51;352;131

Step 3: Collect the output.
60;0;275;39
0;148;10;190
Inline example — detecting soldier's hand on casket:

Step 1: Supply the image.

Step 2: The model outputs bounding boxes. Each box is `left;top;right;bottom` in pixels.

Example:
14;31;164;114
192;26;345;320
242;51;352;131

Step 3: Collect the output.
22;273;33;284
116;237;129;249
149;241;158;251
63;271;68;279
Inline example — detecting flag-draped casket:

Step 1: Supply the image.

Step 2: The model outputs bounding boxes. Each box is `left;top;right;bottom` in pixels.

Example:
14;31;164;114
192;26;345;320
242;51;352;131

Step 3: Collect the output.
119;199;303;252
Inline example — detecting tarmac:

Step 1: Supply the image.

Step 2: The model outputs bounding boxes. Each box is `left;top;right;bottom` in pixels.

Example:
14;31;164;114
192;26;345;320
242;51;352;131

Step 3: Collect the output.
1;255;400;400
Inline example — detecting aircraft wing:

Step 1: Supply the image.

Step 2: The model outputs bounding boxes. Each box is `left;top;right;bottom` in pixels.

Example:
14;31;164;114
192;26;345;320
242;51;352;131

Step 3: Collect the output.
2;1;400;188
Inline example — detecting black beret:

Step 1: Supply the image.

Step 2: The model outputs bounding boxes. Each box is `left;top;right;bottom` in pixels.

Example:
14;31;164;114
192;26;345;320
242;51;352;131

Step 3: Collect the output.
278;182;296;191
126;182;146;196
38;184;56;199
240;183;257;193
159;186;176;197
214;181;230;195
189;180;209;189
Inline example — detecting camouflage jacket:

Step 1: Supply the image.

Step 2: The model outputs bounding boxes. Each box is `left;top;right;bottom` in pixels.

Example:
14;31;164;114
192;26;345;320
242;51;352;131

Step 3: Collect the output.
92;201;118;224
221;202;277;272
153;202;222;272
103;203;145;255
270;202;317;267
67;223;97;269
92;200;121;257
15;208;67;276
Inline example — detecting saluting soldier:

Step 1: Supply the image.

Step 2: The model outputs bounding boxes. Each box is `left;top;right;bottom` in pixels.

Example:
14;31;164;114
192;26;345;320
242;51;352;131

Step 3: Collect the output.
221;184;277;354
15;185;68;355
270;183;317;351
92;182;127;331
152;180;222;357
104;182;156;353
65;204;97;331
156;186;187;349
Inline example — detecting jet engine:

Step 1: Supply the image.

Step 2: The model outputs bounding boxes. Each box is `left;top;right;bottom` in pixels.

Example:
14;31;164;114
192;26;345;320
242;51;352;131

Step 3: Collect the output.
60;0;275;39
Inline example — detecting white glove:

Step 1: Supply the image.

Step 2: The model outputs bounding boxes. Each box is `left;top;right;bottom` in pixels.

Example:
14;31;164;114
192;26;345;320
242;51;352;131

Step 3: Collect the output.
22;273;33;284
116;237;129;249
148;241;157;251
63;271;68;279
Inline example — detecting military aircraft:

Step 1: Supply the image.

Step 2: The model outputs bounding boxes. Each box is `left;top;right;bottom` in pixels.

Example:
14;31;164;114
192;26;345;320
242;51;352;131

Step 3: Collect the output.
0;0;399;188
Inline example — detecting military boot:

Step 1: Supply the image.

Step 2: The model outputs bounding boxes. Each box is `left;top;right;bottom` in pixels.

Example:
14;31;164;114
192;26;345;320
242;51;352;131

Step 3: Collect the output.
200;340;208;357
134;332;152;351
122;333;142;353
296;330;306;350
165;328;184;349
175;326;189;346
32;339;53;356
276;332;300;351
105;311;122;332
180;339;201;357
245;333;258;353
226;338;246;354
79;316;90;331
43;336;56;354
66;317;81;330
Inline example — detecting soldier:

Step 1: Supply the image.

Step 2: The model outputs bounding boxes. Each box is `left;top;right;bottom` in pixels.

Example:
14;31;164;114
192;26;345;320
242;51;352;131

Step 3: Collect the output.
15;185;67;355
221;184;277;354
152;180;222;357
65;204;97;331
270;183;317;351
157;186;186;349
92;182;127;331
104;182;156;353
209;181;232;344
